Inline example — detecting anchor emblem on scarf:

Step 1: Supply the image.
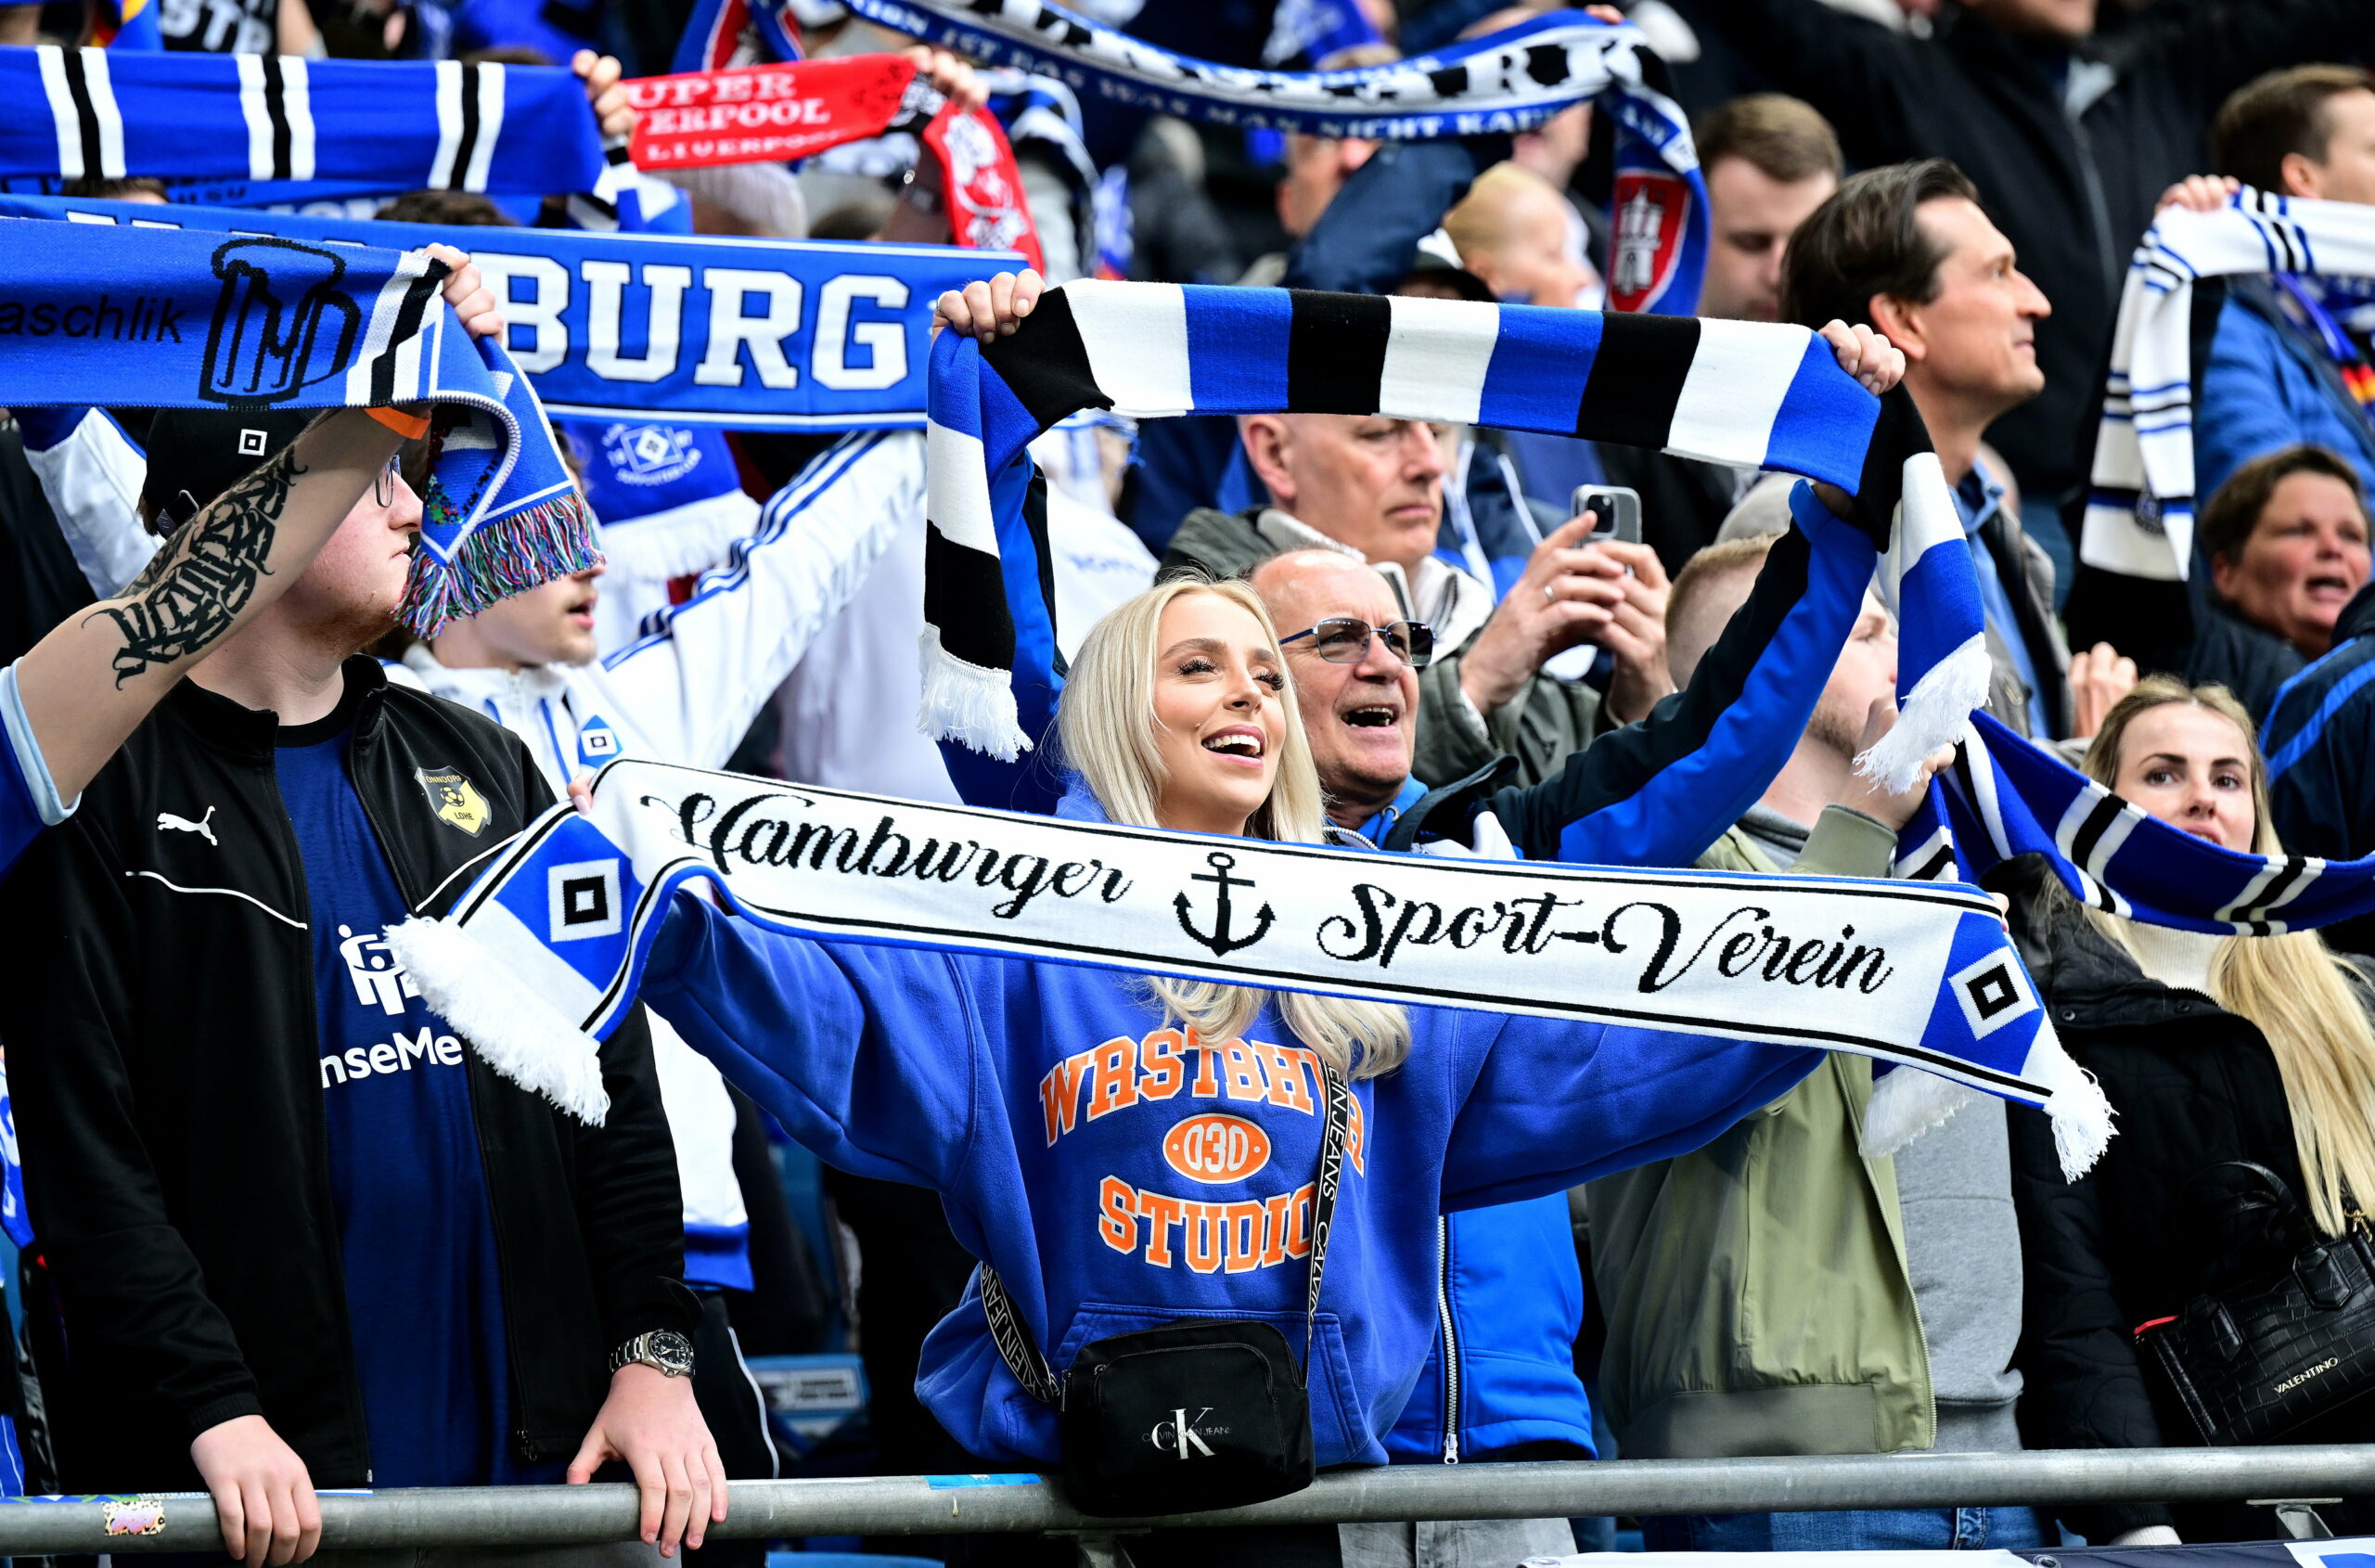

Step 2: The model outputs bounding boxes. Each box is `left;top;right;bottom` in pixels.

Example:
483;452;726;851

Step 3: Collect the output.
1175;851;1276;958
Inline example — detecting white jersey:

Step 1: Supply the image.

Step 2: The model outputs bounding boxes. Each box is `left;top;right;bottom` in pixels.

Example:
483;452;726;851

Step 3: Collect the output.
19;408;157;598
389;431;918;1253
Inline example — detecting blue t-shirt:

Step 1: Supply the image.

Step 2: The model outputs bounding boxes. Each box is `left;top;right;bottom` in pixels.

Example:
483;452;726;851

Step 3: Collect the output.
277;708;546;1487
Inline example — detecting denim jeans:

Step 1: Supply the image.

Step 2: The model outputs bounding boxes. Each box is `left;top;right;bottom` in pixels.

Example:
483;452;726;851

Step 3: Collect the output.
1641;1505;2046;1552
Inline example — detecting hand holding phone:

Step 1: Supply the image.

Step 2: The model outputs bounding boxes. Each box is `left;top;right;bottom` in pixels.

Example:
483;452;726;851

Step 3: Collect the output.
1570;485;1642;546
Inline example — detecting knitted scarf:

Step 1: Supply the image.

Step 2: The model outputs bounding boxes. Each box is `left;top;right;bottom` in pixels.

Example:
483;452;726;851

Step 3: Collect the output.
2085;189;2375;583
837;1;1707;312
0;46;604;198
918;281;1987;796
1;192;1017;430
384;758;2112;1177
0;218;594;634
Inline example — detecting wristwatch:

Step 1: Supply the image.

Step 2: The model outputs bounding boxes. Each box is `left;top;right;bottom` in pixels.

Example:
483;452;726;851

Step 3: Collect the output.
610;1329;697;1379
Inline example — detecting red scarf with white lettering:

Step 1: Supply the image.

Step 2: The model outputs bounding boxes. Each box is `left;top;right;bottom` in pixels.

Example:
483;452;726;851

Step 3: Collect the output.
624;57;1044;269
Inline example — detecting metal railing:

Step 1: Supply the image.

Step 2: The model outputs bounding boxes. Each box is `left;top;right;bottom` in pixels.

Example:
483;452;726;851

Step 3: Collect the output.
4;1446;2372;1556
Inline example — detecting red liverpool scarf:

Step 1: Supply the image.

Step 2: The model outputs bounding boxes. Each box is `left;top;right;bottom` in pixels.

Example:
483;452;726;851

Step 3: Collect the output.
625;56;1044;269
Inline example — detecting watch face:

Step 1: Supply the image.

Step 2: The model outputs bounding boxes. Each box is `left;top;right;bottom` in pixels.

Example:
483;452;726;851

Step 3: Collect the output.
650;1330;696;1373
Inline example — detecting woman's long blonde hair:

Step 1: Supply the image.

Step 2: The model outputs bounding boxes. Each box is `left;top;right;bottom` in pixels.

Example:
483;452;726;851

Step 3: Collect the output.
1056;576;1412;1079
2086;676;2375;1234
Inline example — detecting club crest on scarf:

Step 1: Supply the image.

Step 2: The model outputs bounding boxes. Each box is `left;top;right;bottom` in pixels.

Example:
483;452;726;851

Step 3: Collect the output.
1608;170;1689;315
602;423;707;486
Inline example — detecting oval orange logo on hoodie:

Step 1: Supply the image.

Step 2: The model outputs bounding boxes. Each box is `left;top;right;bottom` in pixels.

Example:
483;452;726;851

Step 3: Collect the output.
1162;1112;1271;1184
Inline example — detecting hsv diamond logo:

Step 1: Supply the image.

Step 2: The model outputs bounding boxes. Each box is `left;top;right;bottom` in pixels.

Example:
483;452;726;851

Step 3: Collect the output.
1608;170;1689;315
601;422;705;487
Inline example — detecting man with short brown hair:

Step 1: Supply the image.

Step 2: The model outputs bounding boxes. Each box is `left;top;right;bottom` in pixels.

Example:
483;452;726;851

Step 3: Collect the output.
1602;94;1845;569
2192;65;2375;507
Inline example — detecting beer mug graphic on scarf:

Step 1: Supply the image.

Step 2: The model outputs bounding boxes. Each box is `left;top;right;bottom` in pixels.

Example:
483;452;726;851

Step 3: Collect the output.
200;237;363;405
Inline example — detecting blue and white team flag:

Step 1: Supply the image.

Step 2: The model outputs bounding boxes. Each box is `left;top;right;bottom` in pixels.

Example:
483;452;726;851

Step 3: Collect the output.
387;758;2112;1177
839;1;1708;313
0;46;605;197
0;193;1018;429
0;218;594;633
916;281;1987;798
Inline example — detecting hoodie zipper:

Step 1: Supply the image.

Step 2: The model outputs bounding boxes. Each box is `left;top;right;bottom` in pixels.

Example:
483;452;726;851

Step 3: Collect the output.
1436;1215;1460;1463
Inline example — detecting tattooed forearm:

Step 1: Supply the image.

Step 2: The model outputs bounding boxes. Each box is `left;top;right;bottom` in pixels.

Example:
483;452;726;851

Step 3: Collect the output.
92;447;306;685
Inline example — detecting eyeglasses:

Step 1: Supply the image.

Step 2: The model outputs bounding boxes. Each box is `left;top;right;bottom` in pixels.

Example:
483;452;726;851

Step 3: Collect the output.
1279;617;1435;669
374;450;401;507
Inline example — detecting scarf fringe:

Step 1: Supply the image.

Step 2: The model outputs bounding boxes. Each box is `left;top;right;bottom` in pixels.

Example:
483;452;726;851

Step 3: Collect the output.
1860;1067;1981;1160
404;490;605;638
1857;631;1991;794
383;916;611;1125
918;624;1032;760
2032;1026;2115;1180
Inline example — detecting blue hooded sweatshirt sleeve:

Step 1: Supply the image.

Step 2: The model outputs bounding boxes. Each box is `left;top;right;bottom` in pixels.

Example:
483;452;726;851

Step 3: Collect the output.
637;887;1812;1472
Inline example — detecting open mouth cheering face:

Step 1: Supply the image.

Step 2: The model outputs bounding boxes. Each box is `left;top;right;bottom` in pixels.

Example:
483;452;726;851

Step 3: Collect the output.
1149;591;1292;838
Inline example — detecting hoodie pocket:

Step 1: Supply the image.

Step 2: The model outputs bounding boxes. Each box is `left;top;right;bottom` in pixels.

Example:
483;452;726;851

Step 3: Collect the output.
1057;1301;1364;1460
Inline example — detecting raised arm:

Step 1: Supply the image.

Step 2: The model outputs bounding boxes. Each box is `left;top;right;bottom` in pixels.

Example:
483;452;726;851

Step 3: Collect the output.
14;406;158;598
597;429;923;769
1439;1011;1817;1212
635;894;976;1194
11;249;503;807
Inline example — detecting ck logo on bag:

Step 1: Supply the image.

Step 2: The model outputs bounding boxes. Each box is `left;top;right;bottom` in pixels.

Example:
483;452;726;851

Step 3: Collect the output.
1149;1407;1229;1460
200;238;361;405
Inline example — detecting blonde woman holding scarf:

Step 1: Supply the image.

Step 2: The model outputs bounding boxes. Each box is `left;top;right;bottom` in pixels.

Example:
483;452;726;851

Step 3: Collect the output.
2012;677;2375;1548
616;567;1824;1566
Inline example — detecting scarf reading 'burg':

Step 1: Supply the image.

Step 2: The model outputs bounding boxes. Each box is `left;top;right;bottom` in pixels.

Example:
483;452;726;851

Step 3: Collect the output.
1;192;1014;431
385;759;2112;1177
918;281;1987;796
0;45;603;197
0;219;593;634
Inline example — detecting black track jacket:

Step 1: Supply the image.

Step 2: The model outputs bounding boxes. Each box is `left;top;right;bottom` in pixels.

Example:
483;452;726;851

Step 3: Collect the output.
0;658;693;1492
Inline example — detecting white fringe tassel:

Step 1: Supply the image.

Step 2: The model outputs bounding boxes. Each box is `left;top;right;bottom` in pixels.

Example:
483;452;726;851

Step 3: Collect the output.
384;916;611;1125
918;625;1032;760
1861;1066;1983;1160
1856;631;1992;794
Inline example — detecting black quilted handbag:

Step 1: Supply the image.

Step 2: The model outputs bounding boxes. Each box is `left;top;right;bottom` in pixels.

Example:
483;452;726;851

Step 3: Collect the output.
2135;1162;2375;1446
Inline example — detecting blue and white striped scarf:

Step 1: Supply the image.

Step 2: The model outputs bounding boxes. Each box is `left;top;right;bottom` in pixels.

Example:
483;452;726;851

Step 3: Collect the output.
840;2;1707;312
0;45;603;198
1872;191;2375;941
0;219;594;634
918;280;1991;797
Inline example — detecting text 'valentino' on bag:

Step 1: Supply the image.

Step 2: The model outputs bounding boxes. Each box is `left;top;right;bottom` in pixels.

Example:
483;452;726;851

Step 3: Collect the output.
2136;1161;2375;1446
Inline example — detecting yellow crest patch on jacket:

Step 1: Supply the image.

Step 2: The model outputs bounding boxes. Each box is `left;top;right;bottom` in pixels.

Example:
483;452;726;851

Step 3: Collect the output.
415;766;491;837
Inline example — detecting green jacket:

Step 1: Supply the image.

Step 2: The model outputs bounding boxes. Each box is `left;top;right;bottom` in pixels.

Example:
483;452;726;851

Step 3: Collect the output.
1583;806;1935;1459
1159;506;1604;789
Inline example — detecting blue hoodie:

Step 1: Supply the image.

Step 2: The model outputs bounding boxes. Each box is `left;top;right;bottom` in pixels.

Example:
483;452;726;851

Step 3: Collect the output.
636;789;1816;1471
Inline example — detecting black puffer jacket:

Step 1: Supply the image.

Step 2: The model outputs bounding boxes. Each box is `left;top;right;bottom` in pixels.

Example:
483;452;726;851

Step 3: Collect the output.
2008;899;2375;1542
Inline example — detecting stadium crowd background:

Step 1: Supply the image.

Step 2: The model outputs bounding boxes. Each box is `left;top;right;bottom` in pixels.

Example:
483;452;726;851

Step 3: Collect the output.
2;0;2375;1564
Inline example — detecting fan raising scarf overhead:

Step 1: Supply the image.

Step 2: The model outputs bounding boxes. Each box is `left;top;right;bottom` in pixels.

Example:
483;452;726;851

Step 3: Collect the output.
1869;189;2375;944
917;280;1987;795
837;1;1708;313
0;218;595;635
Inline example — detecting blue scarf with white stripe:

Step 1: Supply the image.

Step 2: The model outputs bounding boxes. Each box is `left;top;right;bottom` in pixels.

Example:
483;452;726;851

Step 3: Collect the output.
0;219;593;633
0;45;602;199
840;2;1707;313
918;281;1989;799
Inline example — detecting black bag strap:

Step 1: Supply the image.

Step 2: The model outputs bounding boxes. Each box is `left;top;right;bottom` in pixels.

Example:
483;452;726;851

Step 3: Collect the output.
981;1052;1352;1405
